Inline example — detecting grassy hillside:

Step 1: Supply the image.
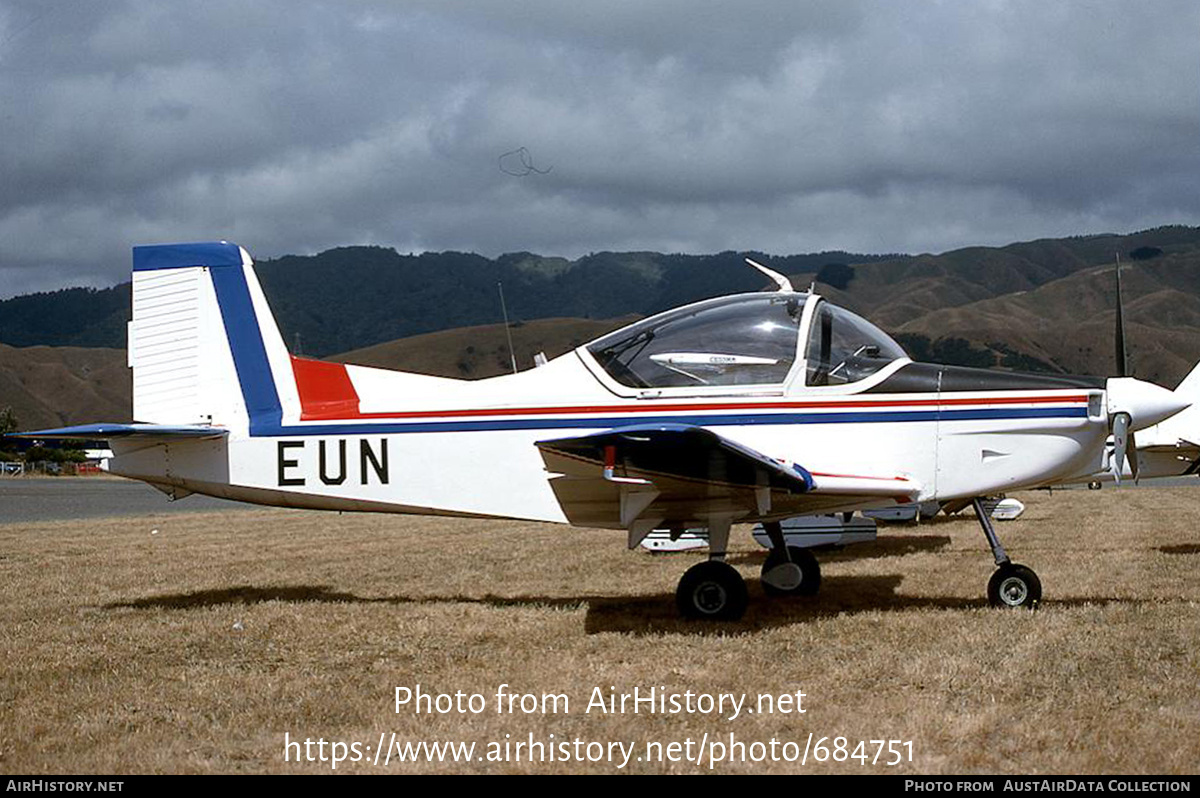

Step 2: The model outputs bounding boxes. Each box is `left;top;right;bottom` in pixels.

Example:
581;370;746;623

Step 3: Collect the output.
331;316;635;378
891;251;1200;386
0;344;129;430
0;318;636;428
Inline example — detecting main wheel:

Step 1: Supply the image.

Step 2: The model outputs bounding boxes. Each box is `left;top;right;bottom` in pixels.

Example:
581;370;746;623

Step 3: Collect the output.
987;563;1042;609
760;546;821;597
676;561;748;621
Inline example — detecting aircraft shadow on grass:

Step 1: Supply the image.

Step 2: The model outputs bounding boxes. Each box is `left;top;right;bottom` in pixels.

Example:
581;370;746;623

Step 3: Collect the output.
1159;544;1200;555
100;574;1183;637
99;571;999;638
101;534;1190;636
98;534;957;632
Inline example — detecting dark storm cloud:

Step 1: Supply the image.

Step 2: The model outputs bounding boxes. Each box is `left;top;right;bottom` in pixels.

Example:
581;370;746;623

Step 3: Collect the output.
1;0;1197;296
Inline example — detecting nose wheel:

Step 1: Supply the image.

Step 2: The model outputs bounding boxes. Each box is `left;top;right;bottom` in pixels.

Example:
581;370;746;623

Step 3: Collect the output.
973;497;1041;609
987;563;1042;608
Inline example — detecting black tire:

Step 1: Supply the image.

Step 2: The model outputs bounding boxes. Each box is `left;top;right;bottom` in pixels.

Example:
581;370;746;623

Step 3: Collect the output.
987;563;1042;609
760;546;821;597
676;561;748;621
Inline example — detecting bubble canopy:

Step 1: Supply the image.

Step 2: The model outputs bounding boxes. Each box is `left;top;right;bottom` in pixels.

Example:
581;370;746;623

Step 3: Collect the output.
586;293;907;389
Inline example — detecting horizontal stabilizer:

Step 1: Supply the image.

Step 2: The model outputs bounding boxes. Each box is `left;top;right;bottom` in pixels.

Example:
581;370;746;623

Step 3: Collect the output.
8;423;227;441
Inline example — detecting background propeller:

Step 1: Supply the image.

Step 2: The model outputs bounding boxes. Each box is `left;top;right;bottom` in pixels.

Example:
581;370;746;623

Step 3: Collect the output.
1115;253;1128;379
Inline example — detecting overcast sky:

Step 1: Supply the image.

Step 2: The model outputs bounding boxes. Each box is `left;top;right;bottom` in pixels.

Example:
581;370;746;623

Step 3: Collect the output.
1;1;1197;297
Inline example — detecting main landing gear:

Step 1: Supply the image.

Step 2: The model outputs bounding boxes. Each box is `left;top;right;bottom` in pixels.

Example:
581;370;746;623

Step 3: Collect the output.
759;521;821;597
674;519;747;621
675;560;748;621
674;520;821;621
973;497;1041;609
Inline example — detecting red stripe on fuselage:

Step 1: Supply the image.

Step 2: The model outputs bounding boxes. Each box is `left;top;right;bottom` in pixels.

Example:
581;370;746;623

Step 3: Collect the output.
289;361;1091;422
808;471;913;481
304;393;1091;421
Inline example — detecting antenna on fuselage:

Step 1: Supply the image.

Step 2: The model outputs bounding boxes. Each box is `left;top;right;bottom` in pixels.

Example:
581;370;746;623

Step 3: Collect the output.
744;257;795;292
497;281;518;375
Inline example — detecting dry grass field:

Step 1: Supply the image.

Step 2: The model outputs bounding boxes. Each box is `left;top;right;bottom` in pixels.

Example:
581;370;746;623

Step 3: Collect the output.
1;486;1198;774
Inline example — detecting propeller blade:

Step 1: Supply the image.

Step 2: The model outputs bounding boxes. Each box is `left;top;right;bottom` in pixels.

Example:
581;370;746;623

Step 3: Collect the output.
1114;254;1129;378
1126;430;1139;481
1111;411;1130;484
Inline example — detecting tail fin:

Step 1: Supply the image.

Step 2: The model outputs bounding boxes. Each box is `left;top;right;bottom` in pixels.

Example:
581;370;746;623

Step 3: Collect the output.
130;242;292;432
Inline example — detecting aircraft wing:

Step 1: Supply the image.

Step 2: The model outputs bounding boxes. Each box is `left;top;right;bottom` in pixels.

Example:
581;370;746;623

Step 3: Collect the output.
535;423;920;542
8;423;227;441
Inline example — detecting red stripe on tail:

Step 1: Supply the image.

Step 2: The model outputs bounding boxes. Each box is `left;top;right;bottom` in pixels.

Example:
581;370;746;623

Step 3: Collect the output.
291;357;361;420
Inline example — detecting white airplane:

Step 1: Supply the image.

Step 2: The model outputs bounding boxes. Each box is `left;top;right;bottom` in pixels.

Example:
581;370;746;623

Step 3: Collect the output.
15;242;1199;620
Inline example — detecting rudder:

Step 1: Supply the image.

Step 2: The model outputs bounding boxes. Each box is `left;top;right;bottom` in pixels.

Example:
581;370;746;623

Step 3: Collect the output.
130;242;292;432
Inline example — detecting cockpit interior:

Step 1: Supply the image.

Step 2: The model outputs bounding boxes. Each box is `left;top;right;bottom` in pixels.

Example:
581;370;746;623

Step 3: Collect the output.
586;293;907;392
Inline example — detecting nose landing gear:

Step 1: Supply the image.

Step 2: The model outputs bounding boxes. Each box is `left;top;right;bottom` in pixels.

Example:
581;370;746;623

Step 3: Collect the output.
973;497;1041;609
987;563;1042;608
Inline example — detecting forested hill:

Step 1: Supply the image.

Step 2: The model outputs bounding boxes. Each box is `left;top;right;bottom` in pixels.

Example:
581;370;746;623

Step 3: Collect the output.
0;284;129;350
0;248;892;356
255;248;895;356
3;226;1200;385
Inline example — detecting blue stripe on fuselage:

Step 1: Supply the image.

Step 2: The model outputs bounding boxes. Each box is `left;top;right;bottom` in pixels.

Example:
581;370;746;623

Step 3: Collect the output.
251;406;1087;437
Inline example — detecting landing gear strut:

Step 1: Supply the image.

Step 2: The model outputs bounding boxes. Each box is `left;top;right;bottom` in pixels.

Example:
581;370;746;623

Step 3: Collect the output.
973;497;1041;609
